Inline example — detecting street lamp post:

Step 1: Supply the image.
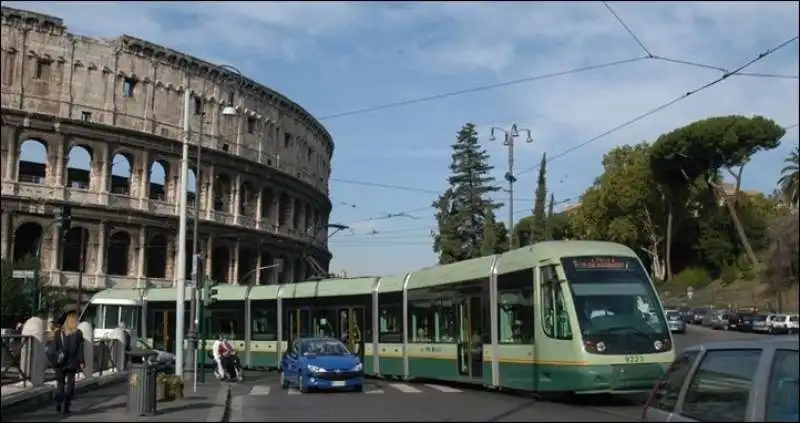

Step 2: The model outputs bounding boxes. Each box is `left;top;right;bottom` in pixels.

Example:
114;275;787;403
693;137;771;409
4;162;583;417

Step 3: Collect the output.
489;124;533;250
178;63;246;378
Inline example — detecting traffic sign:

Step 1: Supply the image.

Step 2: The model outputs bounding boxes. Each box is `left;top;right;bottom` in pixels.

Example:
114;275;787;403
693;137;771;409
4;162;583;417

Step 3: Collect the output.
686;286;694;300
12;270;35;279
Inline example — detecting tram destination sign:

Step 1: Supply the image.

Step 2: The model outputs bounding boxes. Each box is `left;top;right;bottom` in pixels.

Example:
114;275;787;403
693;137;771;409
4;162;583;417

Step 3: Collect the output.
570;256;633;271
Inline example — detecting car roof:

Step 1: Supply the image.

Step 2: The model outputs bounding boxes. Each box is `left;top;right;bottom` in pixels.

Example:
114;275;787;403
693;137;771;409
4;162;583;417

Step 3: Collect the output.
297;337;342;343
684;336;800;353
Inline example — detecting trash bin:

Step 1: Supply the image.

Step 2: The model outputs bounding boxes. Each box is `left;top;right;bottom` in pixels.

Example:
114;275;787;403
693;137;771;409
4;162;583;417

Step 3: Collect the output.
126;349;158;416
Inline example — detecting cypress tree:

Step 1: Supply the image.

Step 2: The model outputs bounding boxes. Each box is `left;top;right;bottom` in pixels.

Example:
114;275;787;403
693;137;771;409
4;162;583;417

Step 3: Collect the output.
530;153;548;243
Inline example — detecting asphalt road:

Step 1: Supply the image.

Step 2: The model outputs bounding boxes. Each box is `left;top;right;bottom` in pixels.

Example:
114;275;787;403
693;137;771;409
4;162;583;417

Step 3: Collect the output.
229;326;779;422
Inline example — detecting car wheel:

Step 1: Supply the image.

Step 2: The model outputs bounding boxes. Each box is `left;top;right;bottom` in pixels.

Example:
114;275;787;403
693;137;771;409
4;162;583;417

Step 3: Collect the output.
768;326;774;334
353;384;363;393
280;371;289;388
299;375;309;393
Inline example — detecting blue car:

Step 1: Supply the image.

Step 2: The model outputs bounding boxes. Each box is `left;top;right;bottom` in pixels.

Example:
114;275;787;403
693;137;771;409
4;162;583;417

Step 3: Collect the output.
280;337;364;393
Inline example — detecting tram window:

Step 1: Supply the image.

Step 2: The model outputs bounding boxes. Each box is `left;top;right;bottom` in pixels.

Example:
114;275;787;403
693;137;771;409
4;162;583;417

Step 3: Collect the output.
251;307;277;341
120;306;140;333
103;305;120;329
379;304;403;343
541;265;572;340
437;297;459;343
313;309;337;338
497;270;534;344
408;296;437;343
209;310;245;339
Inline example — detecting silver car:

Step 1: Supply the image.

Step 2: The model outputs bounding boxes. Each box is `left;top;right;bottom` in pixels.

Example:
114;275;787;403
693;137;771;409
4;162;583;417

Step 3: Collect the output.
666;310;687;334
642;337;799;422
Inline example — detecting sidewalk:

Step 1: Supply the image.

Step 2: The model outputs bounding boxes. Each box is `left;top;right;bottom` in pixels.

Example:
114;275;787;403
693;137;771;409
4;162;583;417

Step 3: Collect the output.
2;370;126;410
3;372;230;422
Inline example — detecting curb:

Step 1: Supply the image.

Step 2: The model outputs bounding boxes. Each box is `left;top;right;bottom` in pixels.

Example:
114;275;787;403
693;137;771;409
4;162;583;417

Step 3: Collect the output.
205;383;231;422
0;371;127;417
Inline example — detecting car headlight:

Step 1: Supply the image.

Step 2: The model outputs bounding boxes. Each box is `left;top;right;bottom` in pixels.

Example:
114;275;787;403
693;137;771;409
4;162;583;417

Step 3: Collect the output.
307;364;326;373
351;362;363;372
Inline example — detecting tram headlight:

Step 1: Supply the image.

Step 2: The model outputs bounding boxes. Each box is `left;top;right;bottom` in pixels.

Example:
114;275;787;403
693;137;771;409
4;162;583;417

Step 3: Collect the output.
596;341;607;353
653;340;664;351
583;340;607;353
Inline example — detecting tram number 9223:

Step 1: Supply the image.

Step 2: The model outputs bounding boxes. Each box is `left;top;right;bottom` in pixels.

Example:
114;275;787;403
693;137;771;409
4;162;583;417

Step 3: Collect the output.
624;354;645;364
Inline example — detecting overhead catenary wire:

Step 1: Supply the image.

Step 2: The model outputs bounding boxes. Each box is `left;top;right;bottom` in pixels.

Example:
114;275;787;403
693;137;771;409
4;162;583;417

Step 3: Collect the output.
514;35;799;177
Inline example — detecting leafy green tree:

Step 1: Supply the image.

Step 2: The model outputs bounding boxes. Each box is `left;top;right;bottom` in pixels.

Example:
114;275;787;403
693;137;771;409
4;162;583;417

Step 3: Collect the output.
1;256;70;327
530;153;548;243
480;209;509;255
778;145;799;208
571;143;667;279
650;115;785;268
433;123;503;264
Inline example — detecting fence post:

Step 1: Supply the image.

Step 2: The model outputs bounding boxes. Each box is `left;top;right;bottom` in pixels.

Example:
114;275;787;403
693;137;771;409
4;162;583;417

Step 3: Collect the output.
110;327;126;371
78;321;94;377
20;316;46;386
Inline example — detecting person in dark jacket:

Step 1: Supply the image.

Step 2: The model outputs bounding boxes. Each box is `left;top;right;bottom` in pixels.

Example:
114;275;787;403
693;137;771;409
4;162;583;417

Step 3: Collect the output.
51;306;85;415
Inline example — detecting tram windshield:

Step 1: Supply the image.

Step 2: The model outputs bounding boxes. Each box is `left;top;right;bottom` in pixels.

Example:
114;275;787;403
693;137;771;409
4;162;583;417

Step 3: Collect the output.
561;256;668;338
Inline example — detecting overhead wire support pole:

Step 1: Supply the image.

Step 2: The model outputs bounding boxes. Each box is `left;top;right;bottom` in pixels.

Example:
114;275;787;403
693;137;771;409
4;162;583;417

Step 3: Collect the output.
490;124;533;250
175;88;192;377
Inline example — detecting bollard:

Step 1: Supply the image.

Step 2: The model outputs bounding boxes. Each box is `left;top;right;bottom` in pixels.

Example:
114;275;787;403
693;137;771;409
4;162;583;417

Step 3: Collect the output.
77;321;94;377
20;317;46;386
110;327;127;371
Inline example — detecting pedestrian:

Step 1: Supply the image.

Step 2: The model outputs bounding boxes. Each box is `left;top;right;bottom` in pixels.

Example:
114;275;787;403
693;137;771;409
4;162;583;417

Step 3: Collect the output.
49;305;85;415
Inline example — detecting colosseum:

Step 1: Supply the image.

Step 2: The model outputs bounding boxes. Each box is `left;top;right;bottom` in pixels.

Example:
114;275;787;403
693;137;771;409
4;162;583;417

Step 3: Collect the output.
0;6;334;297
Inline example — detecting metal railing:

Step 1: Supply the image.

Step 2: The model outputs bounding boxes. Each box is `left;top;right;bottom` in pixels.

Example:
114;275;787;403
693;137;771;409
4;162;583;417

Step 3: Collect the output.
1;333;121;387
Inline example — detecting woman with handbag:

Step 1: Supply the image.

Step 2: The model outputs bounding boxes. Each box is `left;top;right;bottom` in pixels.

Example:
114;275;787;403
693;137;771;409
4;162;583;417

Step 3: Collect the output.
50;306;85;415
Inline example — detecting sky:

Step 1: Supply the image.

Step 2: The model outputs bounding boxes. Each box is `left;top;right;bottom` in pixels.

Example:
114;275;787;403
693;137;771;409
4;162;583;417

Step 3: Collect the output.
9;1;800;277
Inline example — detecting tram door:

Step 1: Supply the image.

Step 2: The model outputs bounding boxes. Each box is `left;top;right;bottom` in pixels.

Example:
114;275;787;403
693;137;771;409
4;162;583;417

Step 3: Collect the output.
285;309;304;341
338;307;365;362
152;311;175;353
457;297;484;379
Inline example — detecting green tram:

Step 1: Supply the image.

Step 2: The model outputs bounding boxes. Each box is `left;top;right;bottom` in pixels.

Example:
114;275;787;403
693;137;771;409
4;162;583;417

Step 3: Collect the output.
84;240;675;394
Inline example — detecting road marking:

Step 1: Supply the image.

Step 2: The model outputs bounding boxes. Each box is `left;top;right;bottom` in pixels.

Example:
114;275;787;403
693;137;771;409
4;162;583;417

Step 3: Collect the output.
389;383;422;393
249;385;271;396
364;387;384;394
287;387;302;395
425;384;462;393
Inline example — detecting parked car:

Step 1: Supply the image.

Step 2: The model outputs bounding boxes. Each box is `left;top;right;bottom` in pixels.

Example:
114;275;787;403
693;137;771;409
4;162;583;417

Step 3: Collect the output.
642;337;799;422
737;312;757;332
746;314;770;333
770;314;800;335
666;310;687;334
702;310;719;327
678;307;693;324
691;308;709;325
712;312;732;330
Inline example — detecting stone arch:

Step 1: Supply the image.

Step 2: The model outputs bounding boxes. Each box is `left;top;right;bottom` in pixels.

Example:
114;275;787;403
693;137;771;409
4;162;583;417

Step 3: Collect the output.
260;187;275;221
211;244;230;284
214;173;232;213
187;166;198;207
149;159;170;201
259;250;274;285
110;150;134;196
61;227;90;272
278;192;291;228
237;246;256;284
13;221;43;262
107;230;132;276
66;144;93;189
18;138;48;184
240;180;257;217
145;234;168;278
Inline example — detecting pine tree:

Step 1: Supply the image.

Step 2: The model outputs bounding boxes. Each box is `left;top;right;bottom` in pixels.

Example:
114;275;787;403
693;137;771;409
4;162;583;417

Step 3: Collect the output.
530;153;548;243
433;123;503;264
545;193;555;240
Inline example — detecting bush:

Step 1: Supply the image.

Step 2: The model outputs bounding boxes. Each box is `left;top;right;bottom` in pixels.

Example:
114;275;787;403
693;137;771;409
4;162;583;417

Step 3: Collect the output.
672;267;712;289
720;265;739;286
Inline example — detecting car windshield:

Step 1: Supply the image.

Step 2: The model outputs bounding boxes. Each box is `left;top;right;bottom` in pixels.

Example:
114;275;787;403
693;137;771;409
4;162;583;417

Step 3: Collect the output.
667;311;681;320
300;338;351;356
561;255;668;337
753;315;767;321
791;315;799;322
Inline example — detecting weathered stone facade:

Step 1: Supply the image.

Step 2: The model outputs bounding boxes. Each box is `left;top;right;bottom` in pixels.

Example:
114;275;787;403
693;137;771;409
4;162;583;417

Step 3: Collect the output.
0;7;334;291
